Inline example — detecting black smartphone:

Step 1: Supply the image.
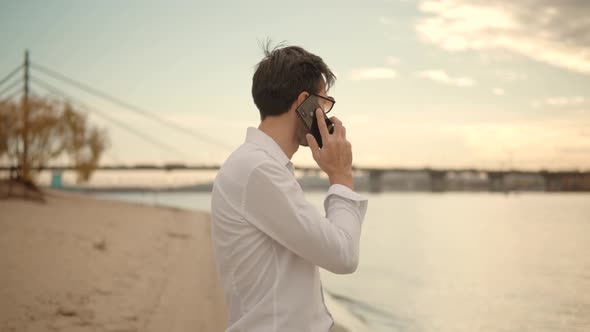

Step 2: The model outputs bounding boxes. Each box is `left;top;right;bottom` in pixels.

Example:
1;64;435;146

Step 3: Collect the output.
295;95;334;148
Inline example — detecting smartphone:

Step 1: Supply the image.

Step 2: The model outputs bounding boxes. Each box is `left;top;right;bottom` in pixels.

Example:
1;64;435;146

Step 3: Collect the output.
295;95;334;148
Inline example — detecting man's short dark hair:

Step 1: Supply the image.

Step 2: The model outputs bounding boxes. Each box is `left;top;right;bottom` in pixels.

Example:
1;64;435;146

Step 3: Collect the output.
252;41;336;120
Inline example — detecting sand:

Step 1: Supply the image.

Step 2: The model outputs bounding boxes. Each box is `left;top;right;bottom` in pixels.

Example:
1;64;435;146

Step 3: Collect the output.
0;190;355;332
0;190;226;332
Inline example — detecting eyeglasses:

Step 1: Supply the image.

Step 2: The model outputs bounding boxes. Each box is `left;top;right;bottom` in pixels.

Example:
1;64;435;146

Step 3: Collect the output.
312;93;336;114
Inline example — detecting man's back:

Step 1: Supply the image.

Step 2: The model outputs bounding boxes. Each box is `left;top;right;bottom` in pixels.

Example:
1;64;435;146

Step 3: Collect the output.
211;127;368;331
211;128;334;331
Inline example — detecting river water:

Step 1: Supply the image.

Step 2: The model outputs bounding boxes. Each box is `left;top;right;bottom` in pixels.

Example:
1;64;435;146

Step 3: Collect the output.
93;191;590;332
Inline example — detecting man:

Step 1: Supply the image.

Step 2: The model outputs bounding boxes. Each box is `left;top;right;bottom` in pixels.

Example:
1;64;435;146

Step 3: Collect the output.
211;43;368;331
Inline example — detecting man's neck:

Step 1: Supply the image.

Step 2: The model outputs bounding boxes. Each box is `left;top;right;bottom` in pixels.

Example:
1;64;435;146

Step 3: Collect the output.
258;116;297;160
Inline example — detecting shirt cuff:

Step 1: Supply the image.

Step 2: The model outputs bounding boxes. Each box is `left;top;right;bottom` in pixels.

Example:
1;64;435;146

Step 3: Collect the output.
324;184;369;221
326;184;367;202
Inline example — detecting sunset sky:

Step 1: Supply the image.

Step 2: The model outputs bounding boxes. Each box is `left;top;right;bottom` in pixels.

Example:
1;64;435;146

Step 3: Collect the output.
1;0;589;170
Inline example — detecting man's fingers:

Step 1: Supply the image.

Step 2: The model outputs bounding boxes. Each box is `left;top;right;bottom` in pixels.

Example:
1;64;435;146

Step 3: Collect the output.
330;116;342;126
306;134;320;160
330;116;344;137
316;109;330;140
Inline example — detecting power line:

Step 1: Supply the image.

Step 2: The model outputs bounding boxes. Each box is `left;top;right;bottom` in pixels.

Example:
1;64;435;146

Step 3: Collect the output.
30;61;234;150
0;64;23;87
30;76;189;159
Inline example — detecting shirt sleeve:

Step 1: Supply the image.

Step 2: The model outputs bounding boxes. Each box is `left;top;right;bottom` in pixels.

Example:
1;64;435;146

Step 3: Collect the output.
242;161;368;274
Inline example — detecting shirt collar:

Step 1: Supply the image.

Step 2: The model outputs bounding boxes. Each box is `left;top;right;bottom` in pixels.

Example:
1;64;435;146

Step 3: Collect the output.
245;127;293;169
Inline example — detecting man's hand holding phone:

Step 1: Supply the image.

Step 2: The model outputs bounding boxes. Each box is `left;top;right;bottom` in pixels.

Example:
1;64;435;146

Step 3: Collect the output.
306;109;354;190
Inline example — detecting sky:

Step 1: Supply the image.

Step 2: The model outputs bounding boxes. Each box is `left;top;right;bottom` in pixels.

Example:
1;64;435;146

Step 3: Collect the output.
1;0;589;170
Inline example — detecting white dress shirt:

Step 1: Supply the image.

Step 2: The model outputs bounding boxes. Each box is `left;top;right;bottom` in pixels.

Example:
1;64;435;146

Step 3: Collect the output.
211;127;368;332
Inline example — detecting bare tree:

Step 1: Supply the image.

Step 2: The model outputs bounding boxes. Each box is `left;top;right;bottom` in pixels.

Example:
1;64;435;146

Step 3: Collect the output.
0;96;108;184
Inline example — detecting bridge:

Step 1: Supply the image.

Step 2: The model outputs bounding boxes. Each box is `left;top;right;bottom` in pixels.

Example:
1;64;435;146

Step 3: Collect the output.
1;51;589;193
1;164;589;193
356;168;590;193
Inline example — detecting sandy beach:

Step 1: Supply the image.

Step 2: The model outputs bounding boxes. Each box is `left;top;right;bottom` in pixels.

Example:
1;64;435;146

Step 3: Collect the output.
0;189;354;332
0;189;227;332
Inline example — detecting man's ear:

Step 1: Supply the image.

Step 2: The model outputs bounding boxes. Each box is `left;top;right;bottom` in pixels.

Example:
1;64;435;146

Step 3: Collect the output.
290;91;309;113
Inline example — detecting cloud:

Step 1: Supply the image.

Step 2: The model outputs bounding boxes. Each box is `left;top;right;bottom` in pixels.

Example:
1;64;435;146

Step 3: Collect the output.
531;96;587;108
492;88;505;96
328;110;590;169
453;119;590;169
545;96;585;106
416;0;590;74
416;69;474;87
349;67;398;80
493;69;526;82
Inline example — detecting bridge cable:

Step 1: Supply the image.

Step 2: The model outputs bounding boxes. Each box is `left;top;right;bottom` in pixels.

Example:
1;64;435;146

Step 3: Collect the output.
0;79;23;99
30;76;189;159
30;62;234;150
1;87;22;103
0;64;23;88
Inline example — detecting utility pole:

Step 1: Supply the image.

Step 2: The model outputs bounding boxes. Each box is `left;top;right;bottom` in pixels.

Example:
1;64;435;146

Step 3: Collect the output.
21;50;30;181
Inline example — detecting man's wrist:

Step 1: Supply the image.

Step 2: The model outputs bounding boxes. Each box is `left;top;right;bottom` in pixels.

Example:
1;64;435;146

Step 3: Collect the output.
328;172;354;190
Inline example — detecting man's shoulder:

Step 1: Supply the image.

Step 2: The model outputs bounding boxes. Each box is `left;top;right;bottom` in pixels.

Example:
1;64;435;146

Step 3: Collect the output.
215;142;280;183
